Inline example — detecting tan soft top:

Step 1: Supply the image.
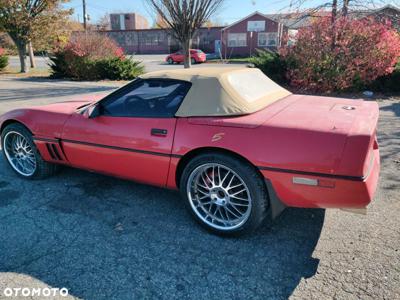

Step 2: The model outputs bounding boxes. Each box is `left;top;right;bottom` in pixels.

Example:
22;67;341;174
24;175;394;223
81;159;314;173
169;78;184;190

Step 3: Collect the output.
140;67;291;117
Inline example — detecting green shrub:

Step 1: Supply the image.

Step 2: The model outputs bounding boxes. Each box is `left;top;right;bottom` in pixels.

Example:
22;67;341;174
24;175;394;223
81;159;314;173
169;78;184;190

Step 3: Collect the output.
96;57;145;80
0;48;8;71
48;32;144;80
249;49;287;84
369;61;400;93
49;54;144;80
0;55;8;71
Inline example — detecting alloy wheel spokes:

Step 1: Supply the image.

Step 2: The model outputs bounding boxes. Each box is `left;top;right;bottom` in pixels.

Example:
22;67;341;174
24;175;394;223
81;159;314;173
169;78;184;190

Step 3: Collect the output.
3;131;37;176
187;163;252;231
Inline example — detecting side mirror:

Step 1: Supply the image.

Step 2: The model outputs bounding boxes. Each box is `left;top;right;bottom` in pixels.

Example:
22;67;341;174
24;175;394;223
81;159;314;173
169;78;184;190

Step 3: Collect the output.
83;103;101;119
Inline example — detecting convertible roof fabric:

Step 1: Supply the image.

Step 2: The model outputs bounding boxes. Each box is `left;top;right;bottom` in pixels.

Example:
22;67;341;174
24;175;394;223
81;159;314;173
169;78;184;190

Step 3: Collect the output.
140;67;291;117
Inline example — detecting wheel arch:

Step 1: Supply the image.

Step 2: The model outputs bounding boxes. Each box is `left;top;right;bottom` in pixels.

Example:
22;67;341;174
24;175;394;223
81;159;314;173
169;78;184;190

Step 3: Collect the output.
175;146;286;220
0;119;33;136
175;146;264;188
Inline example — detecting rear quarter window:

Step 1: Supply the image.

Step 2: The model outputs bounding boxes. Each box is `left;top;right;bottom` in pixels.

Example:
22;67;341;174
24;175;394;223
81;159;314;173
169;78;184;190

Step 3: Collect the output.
227;71;287;103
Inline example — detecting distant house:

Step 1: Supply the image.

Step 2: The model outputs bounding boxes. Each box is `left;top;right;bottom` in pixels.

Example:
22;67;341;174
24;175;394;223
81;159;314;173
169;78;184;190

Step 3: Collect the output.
351;4;400;31
110;13;149;30
266;4;400;31
102;27;223;54
220;12;286;58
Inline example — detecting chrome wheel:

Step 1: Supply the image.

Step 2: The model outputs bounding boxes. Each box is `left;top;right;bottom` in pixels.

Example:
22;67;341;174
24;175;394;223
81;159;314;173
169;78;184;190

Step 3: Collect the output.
187;163;252;231
3;131;37;177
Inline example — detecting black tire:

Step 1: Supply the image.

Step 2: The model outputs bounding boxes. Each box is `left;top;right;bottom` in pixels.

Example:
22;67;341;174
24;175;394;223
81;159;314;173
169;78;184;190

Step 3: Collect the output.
1;123;58;179
180;153;269;236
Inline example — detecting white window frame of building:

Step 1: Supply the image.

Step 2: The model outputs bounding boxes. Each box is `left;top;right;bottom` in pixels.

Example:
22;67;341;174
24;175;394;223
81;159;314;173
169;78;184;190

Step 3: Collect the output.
258;32;267;47
247;20;266;32
267;32;278;46
288;29;298;46
227;33;247;47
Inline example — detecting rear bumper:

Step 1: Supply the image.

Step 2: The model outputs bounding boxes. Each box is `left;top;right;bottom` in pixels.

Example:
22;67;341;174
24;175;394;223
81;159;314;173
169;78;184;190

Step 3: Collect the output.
260;148;380;209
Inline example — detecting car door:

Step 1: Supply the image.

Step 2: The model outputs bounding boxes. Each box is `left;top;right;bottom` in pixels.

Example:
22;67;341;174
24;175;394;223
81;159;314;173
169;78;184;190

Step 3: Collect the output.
174;51;184;63
61;78;191;187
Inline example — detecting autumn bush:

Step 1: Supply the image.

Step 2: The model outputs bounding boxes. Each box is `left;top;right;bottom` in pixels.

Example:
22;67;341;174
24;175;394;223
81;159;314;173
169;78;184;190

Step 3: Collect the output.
0;48;9;71
369;60;400;93
281;17;400;92
49;33;144;80
249;49;287;84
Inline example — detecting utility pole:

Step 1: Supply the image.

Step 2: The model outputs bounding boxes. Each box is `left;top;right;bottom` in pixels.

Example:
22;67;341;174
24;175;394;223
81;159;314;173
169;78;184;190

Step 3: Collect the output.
82;0;87;30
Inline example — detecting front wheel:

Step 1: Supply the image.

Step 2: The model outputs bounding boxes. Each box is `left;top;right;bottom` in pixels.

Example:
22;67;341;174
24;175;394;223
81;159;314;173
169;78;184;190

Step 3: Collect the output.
191;58;196;65
167;58;174;65
1;123;58;179
180;153;269;236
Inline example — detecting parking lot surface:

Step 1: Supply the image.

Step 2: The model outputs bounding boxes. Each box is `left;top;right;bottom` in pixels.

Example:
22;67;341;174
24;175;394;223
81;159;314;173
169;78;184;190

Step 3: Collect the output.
7;55;241;73
0;75;399;300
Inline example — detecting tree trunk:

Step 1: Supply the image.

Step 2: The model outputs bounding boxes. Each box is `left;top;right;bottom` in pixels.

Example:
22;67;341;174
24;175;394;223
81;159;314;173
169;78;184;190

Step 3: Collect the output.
17;42;29;73
28;41;36;68
331;0;338;50
183;38;192;69
331;0;338;24
342;0;350;17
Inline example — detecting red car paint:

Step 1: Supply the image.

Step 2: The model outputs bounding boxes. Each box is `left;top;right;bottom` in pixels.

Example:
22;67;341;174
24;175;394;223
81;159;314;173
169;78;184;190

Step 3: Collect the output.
166;49;207;64
0;94;380;210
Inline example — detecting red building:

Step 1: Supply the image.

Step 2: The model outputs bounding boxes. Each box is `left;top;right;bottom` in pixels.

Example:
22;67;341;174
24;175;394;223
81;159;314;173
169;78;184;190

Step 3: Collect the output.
220;12;286;57
110;13;149;30
103;27;223;54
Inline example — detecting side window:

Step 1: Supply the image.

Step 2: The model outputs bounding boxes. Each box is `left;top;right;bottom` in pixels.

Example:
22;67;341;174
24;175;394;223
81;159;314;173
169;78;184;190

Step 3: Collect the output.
101;79;191;118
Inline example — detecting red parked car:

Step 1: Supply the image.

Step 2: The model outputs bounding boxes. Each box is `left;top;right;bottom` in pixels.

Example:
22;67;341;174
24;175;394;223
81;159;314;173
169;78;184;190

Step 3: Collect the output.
0;68;380;236
166;49;206;64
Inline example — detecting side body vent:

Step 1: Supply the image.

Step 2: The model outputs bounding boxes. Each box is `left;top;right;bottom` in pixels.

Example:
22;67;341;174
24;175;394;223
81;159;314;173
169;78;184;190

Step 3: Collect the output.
45;142;65;161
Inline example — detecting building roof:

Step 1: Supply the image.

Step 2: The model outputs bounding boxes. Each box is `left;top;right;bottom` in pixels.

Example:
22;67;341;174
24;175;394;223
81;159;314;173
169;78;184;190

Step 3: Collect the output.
141;67;291;117
224;5;400;30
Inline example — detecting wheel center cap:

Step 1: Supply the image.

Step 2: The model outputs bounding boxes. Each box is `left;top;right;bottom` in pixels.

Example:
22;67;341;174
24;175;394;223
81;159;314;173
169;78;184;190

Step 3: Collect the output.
210;189;228;206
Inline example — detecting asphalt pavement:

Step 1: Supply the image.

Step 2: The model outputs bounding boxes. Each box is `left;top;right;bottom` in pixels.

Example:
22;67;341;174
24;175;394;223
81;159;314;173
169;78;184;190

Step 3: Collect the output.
7;55;239;73
0;74;399;299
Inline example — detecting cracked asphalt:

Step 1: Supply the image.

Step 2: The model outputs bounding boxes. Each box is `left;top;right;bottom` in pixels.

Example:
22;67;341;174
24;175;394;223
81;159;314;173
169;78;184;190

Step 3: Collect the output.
0;76;399;300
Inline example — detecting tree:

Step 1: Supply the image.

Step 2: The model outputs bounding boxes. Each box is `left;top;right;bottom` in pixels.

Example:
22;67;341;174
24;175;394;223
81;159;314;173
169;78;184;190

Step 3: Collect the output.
0;0;72;73
146;0;224;68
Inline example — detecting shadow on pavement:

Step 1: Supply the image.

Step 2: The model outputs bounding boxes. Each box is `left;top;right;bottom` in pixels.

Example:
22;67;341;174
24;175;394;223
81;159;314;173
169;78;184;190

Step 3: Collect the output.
0;155;324;299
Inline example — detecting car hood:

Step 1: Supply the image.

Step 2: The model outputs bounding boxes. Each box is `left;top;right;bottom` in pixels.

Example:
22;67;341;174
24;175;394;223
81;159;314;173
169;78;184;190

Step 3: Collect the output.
0;94;105;138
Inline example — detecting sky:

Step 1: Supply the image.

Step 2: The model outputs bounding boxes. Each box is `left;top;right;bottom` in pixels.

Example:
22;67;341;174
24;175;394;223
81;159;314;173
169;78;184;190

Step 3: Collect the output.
63;0;399;25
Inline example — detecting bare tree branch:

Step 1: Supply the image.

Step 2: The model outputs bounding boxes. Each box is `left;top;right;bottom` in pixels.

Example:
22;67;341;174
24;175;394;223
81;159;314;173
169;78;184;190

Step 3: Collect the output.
146;0;224;68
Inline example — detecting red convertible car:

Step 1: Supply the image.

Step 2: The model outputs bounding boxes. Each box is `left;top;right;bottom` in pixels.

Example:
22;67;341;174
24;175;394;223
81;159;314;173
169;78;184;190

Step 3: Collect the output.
0;68;380;236
166;49;206;64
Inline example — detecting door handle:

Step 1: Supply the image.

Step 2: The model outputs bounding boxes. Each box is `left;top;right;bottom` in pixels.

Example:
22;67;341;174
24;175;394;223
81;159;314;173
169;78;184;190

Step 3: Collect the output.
151;128;168;136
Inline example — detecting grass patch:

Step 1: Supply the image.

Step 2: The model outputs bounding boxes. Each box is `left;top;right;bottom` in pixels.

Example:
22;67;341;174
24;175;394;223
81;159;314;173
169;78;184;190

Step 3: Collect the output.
0;66;50;78
206;57;253;64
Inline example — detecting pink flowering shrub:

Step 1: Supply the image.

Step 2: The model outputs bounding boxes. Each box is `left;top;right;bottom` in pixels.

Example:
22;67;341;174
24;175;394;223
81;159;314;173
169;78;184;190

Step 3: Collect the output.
64;32;125;60
49;33;143;80
281;17;400;92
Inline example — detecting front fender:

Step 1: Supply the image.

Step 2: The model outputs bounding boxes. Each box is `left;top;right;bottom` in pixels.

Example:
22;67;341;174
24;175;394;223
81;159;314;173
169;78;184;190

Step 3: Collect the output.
0;108;71;139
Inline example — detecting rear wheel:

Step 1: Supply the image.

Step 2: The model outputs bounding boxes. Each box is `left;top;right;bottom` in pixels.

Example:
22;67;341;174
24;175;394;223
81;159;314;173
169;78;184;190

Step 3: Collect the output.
1;123;58;179
180;153;269;236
